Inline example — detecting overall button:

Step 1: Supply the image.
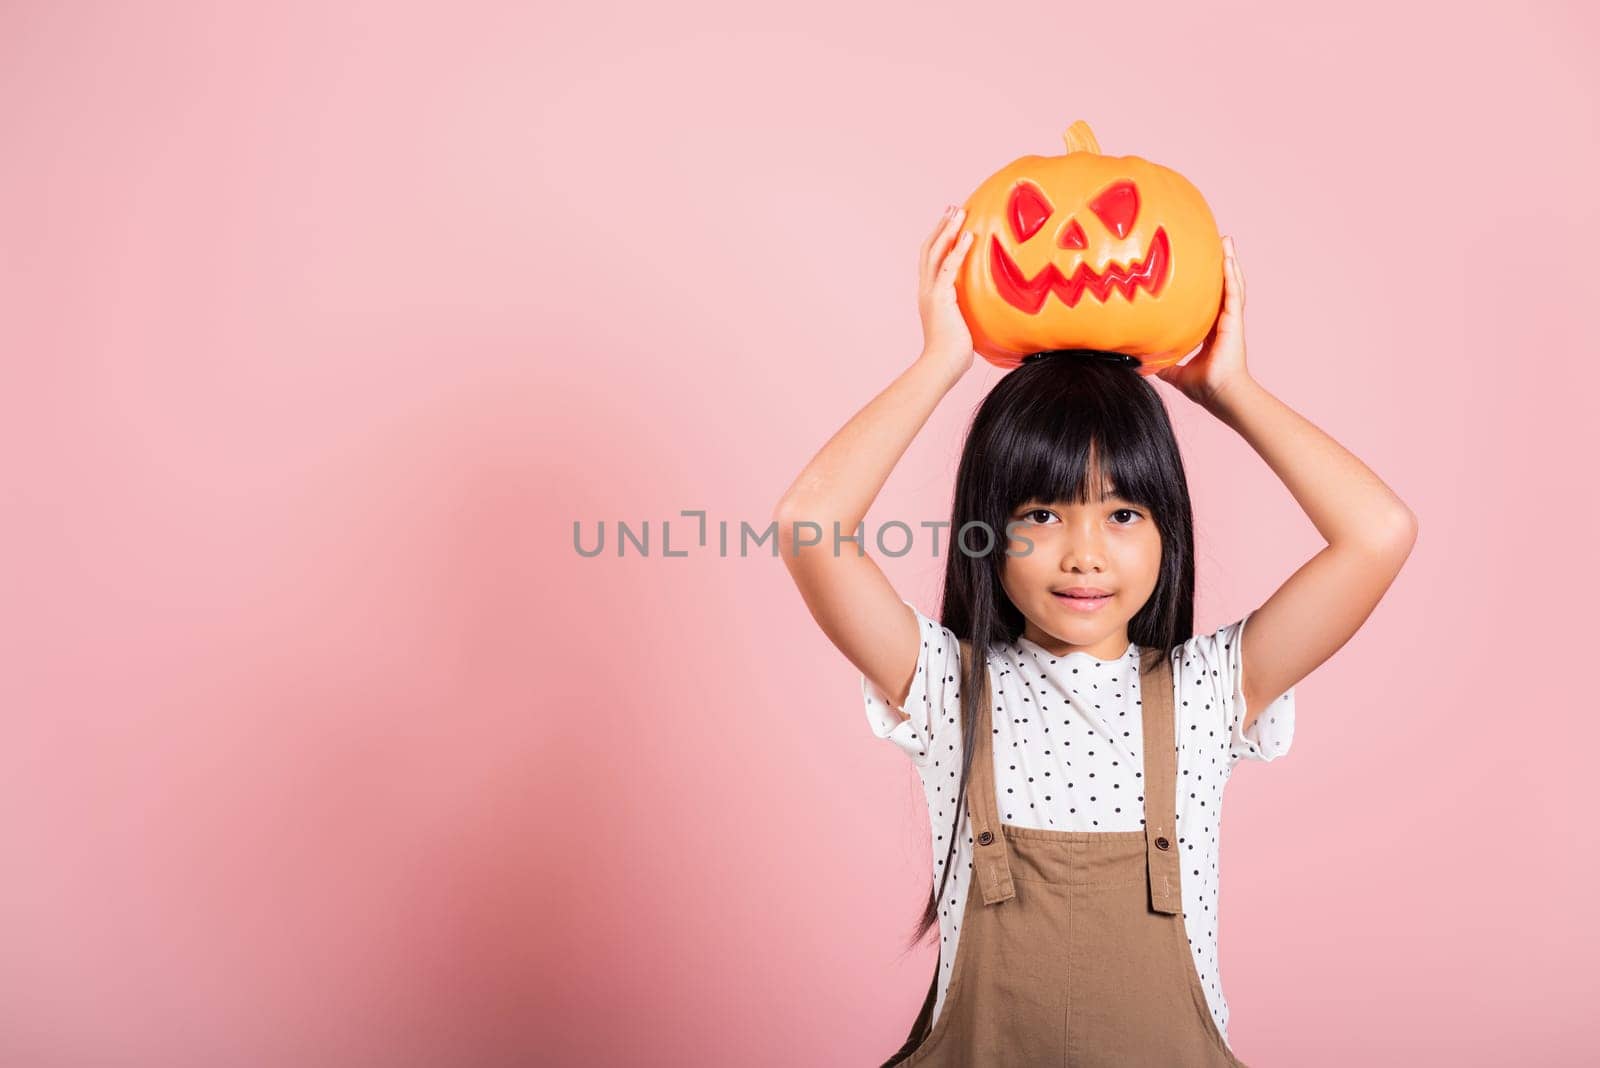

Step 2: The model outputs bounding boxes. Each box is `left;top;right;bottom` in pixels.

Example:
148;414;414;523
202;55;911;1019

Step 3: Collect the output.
977;830;994;846
1155;836;1170;850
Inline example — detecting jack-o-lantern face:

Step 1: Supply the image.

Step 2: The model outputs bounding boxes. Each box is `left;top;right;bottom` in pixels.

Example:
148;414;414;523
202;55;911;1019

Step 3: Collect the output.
992;178;1170;313
956;121;1223;372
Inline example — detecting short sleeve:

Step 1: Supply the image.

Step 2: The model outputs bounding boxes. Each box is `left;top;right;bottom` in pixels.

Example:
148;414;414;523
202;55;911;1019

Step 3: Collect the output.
861;599;963;767
1185;610;1296;766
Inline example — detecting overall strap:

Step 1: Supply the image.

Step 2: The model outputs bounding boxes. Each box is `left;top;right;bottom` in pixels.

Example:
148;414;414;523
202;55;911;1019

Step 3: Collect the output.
1139;646;1182;915
958;639;1016;906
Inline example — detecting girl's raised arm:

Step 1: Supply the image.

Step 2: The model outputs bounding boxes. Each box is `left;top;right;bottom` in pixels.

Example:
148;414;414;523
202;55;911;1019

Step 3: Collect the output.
773;206;975;711
1158;237;1419;733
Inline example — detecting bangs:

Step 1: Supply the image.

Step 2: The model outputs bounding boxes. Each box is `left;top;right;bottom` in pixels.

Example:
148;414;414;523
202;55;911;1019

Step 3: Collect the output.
987;401;1164;516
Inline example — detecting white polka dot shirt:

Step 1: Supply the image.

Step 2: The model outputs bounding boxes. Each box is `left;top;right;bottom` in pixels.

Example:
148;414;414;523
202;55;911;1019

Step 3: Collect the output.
862;599;1296;1048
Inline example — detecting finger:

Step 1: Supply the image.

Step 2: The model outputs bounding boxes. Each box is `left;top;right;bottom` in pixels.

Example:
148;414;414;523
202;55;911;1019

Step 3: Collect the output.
921;206;961;262
924;211;967;287
919;205;953;263
1218;248;1240;317
938;230;974;281
918;216;944;286
1224;237;1244;308
917;209;951;290
934;208;965;255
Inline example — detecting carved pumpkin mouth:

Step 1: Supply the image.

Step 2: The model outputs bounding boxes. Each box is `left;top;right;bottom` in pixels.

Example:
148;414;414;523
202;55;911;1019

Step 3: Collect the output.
990;227;1171;313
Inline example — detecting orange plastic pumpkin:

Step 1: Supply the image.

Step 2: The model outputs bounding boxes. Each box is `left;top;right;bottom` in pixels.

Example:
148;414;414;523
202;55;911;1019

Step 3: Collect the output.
956;121;1223;373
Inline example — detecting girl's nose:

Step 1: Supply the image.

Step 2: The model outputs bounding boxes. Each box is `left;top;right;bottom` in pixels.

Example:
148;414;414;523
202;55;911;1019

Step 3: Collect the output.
1061;549;1107;571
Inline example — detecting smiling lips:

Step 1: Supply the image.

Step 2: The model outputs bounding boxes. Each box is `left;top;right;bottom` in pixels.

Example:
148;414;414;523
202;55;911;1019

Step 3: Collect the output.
991;227;1171;313
1053;589;1113;613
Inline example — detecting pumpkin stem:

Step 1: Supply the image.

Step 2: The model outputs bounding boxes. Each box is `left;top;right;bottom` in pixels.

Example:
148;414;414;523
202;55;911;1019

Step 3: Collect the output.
1062;120;1100;155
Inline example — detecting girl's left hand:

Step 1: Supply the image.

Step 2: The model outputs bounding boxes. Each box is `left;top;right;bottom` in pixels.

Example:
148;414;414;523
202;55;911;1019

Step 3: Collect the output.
1156;235;1252;408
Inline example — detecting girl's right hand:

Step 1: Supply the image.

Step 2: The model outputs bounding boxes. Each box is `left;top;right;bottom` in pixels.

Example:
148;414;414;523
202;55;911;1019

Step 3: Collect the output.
917;204;976;376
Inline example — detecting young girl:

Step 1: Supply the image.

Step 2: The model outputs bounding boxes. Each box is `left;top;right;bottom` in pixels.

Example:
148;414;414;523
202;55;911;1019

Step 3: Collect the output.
773;205;1417;1065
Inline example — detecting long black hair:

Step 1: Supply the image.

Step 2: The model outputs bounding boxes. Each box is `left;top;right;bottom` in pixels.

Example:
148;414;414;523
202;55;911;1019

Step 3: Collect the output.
906;350;1197;951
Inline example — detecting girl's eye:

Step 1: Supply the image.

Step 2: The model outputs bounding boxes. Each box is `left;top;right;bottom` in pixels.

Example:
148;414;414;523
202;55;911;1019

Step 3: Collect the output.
1022;507;1142;525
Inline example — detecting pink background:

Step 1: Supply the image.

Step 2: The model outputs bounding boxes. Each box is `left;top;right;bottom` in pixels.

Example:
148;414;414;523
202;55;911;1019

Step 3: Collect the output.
3;1;1597;1064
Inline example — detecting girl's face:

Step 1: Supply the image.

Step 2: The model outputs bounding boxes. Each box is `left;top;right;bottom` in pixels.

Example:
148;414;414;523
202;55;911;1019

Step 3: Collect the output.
1000;482;1162;660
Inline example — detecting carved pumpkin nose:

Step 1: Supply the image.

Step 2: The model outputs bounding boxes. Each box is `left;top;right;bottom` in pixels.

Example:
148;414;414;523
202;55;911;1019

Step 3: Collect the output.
1058;219;1088;250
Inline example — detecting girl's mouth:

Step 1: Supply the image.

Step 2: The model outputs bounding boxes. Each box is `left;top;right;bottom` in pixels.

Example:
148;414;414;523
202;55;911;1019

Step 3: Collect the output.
1052;591;1113;613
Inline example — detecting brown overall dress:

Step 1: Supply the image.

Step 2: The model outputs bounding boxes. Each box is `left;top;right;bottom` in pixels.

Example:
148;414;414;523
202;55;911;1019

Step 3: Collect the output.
882;640;1249;1067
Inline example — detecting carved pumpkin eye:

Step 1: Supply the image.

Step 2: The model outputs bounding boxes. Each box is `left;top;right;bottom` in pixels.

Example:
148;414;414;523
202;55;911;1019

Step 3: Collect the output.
1088;180;1139;239
1007;182;1053;242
